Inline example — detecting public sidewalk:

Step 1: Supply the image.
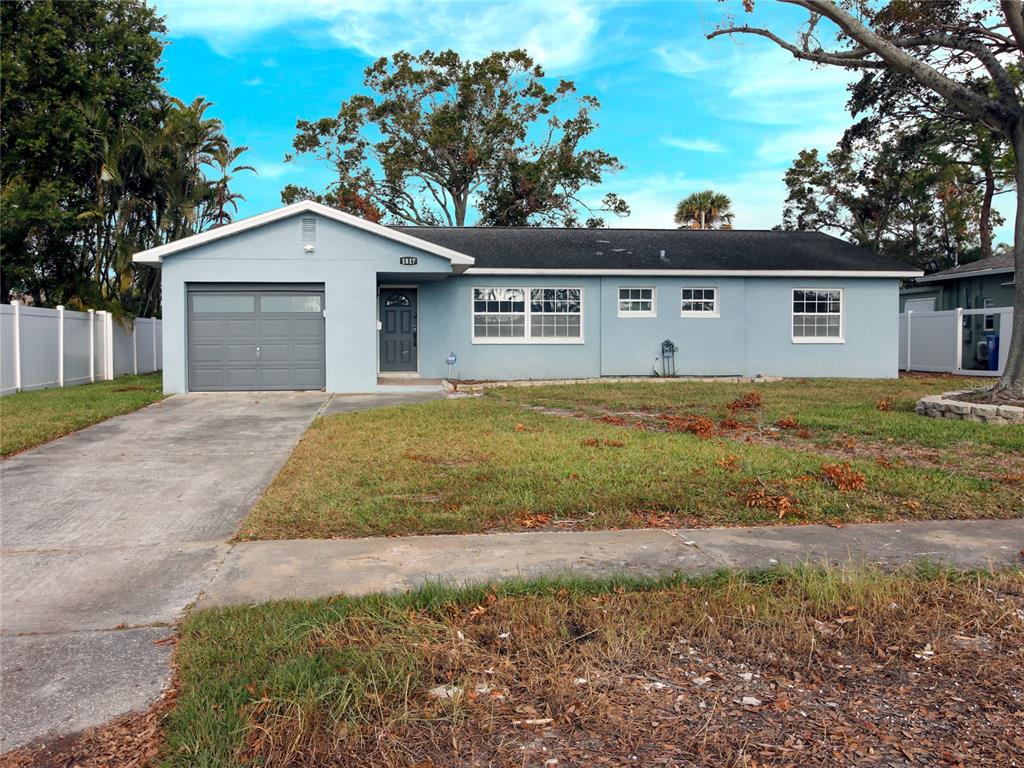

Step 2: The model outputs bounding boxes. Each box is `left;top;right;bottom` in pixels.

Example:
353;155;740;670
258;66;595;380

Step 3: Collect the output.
202;518;1024;606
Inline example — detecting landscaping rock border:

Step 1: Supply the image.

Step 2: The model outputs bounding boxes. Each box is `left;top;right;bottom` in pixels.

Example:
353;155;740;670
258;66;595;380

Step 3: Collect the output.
443;374;783;394
915;389;1024;425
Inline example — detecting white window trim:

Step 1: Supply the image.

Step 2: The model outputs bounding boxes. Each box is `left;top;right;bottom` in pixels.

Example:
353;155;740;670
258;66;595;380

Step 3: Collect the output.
791;287;845;344
471;286;585;345
982;298;996;332
680;287;720;318
617;286;657;318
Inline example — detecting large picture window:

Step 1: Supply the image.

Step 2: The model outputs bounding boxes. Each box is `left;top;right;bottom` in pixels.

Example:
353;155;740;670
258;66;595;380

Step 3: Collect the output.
473;287;582;343
618;287;656;317
680;287;719;317
792;289;843;342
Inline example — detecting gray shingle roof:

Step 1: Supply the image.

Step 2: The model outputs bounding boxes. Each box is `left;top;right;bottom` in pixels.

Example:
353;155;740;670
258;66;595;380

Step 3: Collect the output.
391;227;920;273
916;250;1014;282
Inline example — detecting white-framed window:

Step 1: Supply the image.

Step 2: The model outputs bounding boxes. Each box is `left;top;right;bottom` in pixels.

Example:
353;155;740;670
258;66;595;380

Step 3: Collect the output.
792;288;843;343
618;287;656;317
983;298;996;331
680;287;719;317
472;287;583;343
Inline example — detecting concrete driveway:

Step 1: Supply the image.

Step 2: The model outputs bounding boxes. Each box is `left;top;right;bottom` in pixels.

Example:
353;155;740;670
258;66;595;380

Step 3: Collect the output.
0;392;335;751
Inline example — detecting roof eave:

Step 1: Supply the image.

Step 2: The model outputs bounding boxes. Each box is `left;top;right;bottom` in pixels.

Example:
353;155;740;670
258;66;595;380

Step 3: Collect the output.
461;268;923;278
916;266;1014;283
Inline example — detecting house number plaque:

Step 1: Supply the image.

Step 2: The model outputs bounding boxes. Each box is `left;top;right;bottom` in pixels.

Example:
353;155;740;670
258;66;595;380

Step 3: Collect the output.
399;256;418;266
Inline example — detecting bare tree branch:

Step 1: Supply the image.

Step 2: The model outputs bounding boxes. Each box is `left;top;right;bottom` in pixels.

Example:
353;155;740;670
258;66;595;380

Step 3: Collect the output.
706;25;886;68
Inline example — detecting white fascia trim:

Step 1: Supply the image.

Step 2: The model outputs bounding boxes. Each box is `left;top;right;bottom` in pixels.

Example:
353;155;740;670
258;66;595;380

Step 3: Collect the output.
131;200;475;267
916;266;1013;283
463;268;922;278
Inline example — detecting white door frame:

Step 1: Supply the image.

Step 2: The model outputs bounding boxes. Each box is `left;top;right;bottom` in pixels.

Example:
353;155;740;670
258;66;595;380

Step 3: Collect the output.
377;284;420;375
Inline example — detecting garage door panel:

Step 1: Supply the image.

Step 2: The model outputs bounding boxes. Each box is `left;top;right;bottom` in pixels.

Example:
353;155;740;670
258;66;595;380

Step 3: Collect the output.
291;367;326;387
258;318;291;337
225;344;258;362
225;319;259;337
258;367;293;388
188;287;325;392
258;343;291;363
293;343;325;362
292;318;323;336
190;368;226;389
190;318;226;338
226;367;260;387
191;343;226;363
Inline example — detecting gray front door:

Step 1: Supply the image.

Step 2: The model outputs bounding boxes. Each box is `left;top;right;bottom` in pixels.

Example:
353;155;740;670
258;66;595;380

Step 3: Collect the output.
187;286;325;391
379;289;417;372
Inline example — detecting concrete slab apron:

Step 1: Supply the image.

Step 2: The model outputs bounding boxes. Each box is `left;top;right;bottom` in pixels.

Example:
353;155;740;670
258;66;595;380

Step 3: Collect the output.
0;392;327;752
203;519;1024;607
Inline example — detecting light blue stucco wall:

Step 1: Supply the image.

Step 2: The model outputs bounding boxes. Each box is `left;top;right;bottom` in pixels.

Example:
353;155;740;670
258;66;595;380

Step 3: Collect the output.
418;276;899;381
159;213;901;391
159;212;453;394
418;277;602;380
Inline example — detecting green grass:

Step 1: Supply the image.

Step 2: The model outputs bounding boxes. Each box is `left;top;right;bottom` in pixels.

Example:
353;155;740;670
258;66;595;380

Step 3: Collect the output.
0;373;164;456
487;375;1023;450
160;565;1024;767
241;376;1022;539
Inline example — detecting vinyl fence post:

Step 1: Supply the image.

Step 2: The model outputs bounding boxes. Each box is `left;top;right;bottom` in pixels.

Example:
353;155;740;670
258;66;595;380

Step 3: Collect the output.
152;318;157;372
104;311;114;381
88;310;96;382
57;304;65;387
905;310;912;372
954;307;964;374
132;319;138;375
11;300;21;392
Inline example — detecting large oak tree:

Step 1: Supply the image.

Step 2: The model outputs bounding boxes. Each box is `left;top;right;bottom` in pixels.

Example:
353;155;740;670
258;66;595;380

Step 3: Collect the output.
710;0;1024;398
287;49;627;228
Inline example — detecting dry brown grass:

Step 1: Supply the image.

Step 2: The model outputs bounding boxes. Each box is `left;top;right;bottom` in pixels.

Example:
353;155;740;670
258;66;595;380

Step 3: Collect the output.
164;567;1024;767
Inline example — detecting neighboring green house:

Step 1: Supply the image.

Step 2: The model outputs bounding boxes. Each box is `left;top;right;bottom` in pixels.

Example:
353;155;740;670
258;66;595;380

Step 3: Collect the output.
900;251;1015;372
900;251;1015;312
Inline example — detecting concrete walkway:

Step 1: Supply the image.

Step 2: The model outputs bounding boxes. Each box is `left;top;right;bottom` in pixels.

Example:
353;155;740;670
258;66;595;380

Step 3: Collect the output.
0;390;440;751
201;519;1024;607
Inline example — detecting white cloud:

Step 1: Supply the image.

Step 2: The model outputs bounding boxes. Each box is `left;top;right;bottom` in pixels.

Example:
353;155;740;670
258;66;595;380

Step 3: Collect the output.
250;160;294;180
241;77;264;87
661;136;723;153
157;0;608;71
654;45;711;77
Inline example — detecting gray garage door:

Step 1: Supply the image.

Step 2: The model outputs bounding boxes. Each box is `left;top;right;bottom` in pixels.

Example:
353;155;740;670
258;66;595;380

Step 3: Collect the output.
187;286;325;391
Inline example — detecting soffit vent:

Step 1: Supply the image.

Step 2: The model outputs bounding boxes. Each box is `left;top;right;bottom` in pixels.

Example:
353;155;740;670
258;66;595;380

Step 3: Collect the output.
301;216;317;243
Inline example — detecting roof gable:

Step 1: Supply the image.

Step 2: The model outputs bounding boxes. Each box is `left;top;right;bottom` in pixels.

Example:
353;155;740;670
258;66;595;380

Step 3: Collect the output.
131;201;475;268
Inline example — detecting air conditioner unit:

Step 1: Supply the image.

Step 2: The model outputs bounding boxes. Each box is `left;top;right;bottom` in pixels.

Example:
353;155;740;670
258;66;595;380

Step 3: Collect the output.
976;340;990;362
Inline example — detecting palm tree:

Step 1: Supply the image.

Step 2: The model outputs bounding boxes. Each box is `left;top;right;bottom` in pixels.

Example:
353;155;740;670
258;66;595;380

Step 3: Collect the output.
674;190;735;230
208;145;256;227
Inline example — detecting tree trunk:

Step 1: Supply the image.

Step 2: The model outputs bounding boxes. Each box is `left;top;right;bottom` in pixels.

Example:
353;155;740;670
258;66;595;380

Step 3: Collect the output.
995;123;1024;397
980;164;995;261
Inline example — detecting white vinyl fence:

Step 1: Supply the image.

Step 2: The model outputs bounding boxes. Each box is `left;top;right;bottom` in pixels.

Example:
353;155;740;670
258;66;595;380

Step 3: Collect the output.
0;301;162;396
899;306;1013;377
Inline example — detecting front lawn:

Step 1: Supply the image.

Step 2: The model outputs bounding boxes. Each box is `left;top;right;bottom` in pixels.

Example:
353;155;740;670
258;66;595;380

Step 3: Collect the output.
0;374;164;457
240;376;1022;540
157;566;1024;766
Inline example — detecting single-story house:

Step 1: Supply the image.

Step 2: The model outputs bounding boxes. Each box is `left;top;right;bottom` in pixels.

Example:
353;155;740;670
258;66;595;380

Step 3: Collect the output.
899;250;1015;313
132;201;922;394
899;251;1016;371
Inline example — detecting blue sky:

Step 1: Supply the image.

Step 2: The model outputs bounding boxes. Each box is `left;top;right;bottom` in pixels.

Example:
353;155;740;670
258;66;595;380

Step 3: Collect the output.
155;0;864;229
